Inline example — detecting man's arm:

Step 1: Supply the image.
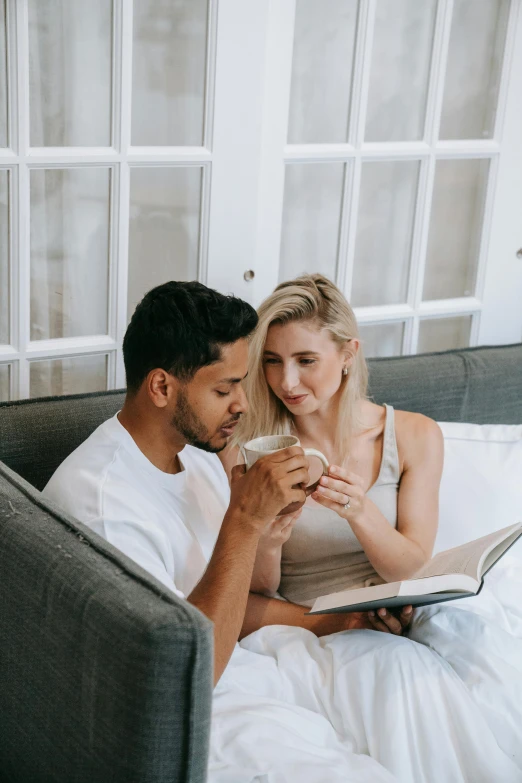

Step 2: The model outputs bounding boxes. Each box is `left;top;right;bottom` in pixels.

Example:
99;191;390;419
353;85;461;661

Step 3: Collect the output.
188;447;310;685
188;510;260;684
241;592;413;639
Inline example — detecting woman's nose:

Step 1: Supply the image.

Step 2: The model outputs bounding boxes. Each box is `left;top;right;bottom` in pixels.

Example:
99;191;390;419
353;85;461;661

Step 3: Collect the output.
281;365;300;392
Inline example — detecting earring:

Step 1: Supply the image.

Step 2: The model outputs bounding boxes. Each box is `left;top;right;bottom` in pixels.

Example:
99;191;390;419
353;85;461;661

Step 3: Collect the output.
342;367;348;376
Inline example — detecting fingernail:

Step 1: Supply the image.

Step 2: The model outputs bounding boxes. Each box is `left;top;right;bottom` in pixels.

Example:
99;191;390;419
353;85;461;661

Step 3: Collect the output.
330;466;338;474
369;611;375;617
320;476;328;485
404;608;413;616
378;608;386;618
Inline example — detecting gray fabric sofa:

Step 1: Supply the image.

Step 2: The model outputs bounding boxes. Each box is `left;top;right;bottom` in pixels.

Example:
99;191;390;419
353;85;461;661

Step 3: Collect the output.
0;342;521;783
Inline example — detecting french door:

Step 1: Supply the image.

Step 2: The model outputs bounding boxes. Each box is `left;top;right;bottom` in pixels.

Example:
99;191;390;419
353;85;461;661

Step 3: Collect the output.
1;0;522;402
209;0;522;358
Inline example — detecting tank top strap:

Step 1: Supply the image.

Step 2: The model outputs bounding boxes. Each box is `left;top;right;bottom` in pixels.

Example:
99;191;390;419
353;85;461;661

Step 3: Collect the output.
376;404;400;485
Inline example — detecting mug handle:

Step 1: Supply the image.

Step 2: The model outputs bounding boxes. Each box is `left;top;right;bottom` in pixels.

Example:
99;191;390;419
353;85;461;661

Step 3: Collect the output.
303;448;329;496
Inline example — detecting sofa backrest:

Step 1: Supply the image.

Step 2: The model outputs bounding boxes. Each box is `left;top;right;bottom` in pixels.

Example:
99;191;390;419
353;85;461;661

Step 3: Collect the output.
367;342;522;423
0;461;213;783
0;343;521;492
0;389;125;491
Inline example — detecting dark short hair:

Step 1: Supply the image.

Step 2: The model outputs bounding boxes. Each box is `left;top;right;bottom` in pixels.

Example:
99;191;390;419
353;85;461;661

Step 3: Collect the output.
123;281;258;393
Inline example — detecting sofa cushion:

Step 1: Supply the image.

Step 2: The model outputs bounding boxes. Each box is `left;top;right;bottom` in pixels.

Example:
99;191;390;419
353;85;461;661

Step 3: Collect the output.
367;342;522;425
0;461;213;783
0;344;521;492
0;389;125;490
434;422;522;558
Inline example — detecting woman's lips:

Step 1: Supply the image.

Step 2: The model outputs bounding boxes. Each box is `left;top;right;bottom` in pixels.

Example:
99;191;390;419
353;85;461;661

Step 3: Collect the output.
283;395;308;405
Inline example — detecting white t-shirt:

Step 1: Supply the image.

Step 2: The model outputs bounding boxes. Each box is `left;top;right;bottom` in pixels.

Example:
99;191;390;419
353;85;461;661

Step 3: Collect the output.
43;413;231;599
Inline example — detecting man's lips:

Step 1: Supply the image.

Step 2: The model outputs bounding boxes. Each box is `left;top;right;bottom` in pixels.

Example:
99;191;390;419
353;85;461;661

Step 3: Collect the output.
283;394;308;405
219;420;239;434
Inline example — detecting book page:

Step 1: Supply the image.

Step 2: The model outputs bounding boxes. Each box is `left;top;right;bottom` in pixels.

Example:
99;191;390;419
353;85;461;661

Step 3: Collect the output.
414;525;521;581
480;528;522;576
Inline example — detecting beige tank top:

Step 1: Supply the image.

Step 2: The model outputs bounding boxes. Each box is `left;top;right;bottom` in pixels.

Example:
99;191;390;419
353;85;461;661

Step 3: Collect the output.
279;404;400;607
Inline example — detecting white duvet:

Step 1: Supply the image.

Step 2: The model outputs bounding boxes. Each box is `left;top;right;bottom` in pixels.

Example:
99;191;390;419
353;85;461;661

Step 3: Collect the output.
209;557;522;783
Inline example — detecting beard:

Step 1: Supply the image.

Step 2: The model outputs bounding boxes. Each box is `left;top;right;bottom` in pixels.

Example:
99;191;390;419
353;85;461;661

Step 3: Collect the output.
171;386;226;454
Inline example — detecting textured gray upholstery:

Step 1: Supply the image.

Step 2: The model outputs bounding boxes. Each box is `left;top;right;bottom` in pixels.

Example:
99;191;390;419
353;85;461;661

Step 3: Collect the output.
367;343;522;425
0;461;213;783
0;389;125;491
0;344;521;491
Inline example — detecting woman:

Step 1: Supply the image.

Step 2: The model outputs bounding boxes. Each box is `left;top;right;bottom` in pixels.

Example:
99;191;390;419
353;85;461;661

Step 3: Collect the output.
214;274;522;781
231;273;443;611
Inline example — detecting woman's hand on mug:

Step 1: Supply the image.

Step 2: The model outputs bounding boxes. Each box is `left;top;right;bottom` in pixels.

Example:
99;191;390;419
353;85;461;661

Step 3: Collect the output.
311;465;366;522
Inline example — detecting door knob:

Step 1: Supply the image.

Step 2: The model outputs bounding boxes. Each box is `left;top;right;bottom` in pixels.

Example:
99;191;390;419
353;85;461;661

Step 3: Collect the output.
243;270;255;281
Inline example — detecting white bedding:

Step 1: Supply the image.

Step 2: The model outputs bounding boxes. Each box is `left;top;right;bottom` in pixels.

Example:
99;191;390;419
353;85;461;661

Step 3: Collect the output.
209;557;522;783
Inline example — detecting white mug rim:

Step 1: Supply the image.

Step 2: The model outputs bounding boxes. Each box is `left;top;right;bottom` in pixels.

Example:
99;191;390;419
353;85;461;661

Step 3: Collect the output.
243;434;299;453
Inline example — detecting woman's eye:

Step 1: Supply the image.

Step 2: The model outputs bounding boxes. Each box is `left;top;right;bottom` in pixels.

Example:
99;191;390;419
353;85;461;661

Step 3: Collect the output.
263;358;280;365
216;390;230;397
300;359;316;365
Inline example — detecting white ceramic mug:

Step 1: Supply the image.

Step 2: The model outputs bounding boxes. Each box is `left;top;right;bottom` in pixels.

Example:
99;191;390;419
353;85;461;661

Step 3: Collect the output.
242;434;329;515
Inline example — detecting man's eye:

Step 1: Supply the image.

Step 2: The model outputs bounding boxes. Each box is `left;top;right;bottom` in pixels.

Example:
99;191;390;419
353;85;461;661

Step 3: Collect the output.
216;390;230;397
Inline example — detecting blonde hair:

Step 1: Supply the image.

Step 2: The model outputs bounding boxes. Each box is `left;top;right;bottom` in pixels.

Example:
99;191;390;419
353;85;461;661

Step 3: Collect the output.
234;274;368;459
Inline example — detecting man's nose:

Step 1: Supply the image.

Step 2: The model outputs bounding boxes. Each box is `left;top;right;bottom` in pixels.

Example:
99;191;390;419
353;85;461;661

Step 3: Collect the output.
230;385;248;414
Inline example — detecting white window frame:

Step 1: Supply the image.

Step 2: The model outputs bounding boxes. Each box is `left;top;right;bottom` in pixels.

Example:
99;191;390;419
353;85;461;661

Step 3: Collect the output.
2;0;522;402
0;0;218;399
226;0;522;351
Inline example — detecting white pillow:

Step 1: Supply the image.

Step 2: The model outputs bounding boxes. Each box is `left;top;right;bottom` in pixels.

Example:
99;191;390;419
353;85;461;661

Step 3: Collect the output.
434;422;522;560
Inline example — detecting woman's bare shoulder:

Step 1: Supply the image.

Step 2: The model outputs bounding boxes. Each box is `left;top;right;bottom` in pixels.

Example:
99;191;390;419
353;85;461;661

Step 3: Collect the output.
359;399;387;427
394;408;442;436
394;409;443;467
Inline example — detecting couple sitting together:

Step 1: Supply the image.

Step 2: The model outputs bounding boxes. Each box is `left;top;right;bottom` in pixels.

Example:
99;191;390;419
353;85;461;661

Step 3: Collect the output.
44;275;522;782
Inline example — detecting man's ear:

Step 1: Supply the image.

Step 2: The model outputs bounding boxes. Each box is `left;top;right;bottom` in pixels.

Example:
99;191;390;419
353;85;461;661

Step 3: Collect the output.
147;368;177;409
343;338;360;368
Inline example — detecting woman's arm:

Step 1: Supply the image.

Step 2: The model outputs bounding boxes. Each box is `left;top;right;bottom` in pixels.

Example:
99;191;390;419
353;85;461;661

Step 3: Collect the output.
312;413;443;583
250;544;283;596
250;510;301;595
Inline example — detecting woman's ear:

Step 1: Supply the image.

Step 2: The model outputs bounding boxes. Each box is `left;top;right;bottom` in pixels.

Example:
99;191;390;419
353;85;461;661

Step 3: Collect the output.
343;338;360;368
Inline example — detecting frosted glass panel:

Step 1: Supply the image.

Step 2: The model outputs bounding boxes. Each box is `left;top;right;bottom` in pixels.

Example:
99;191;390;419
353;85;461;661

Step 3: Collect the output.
0;169;8;344
280;163;345;283
30;168;110;340
365;0;436;142
423;159;489;301
352;161;419;307
418;316;472;353
440;0;510;140
359;322;404;358
28;0;112;146
132;0;208;146
30;354;107;398
128;166;202;319
0;363;9;401
0;0;7;147
288;0;358;143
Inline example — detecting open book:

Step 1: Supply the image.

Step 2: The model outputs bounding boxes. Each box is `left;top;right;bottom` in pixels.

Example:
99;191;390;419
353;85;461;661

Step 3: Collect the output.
308;522;522;615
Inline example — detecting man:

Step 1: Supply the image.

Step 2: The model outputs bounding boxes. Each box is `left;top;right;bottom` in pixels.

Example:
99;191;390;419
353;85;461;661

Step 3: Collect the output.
43;280;404;681
43;282;518;782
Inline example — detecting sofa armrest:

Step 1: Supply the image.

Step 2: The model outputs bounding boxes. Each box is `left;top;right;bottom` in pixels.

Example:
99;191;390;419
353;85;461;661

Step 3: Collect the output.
0;461;213;783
